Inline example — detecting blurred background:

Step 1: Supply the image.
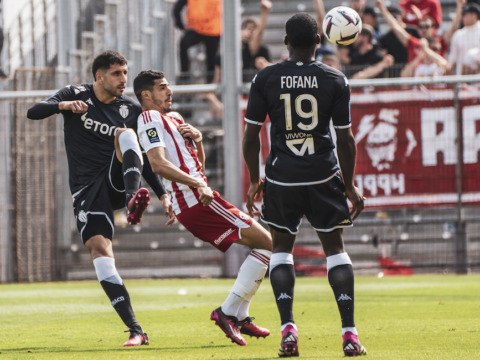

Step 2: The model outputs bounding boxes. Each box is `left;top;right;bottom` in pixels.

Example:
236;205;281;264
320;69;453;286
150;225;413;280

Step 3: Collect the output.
0;0;479;283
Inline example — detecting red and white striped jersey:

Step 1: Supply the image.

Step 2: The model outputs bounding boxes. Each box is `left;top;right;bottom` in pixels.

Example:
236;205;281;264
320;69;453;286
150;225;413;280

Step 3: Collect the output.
137;110;207;214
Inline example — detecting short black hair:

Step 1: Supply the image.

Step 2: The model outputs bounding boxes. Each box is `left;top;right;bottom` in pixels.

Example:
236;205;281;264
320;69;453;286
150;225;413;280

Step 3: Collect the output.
462;3;480;18
285;13;318;49
91;50;127;80
133;70;165;104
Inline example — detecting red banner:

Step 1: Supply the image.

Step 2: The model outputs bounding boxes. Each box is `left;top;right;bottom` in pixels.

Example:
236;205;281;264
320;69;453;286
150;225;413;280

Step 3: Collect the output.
241;87;480;208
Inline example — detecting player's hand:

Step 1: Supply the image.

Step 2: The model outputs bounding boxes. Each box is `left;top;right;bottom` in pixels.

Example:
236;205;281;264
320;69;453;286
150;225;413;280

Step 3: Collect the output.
345;186;365;221
197;185;214;206
160;194;176;227
246;179;264;217
178;123;202;142
59;100;89;113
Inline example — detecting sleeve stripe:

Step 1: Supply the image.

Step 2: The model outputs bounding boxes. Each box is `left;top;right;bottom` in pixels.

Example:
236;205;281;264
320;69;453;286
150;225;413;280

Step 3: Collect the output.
244;117;264;125
333;124;352;129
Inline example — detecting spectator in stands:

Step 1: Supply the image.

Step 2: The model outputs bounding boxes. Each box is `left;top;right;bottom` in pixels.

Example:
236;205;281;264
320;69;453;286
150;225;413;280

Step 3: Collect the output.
400;37;450;76
399;0;443;30
239;0;272;82
207;0;272;120
362;6;382;41
172;0;222;84
376;0;452;76
448;2;480;74
212;0;272;84
344;24;393;79
378;5;420;76
350;0;367;17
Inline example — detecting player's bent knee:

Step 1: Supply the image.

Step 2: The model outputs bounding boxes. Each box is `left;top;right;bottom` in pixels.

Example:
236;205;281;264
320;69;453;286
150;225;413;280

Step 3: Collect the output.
118;128;143;163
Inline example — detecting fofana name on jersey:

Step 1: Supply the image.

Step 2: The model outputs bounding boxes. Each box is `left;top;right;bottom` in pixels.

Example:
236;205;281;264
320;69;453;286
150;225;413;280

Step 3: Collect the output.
281;76;318;89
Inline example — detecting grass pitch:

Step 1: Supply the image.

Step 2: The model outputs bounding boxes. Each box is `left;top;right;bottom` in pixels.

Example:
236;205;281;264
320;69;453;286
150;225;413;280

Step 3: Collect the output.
1;274;479;359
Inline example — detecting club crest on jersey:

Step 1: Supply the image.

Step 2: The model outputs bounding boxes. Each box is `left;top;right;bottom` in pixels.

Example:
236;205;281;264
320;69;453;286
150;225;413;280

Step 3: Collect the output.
119;104;129;118
146;128;160;143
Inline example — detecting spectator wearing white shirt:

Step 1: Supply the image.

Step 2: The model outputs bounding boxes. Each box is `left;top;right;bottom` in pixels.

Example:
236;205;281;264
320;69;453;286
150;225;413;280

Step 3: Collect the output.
448;3;480;74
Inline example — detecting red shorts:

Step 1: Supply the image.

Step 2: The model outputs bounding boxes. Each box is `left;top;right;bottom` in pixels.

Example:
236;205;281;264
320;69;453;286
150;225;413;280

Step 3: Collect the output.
175;191;253;252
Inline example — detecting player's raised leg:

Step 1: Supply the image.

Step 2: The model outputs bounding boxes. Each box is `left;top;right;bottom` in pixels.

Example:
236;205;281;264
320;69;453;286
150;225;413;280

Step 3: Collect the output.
115;128;150;225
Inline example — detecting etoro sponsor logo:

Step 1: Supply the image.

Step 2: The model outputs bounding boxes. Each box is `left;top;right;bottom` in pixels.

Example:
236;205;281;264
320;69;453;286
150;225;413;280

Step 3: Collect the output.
81;112;119;136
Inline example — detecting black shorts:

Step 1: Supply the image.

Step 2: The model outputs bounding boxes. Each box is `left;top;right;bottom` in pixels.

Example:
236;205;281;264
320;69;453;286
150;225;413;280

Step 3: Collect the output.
72;152;126;243
261;172;352;234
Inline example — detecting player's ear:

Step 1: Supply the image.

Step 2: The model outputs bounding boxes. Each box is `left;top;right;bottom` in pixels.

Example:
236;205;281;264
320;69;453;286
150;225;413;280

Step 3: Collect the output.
284;35;289;46
141;89;151;101
316;34;321;44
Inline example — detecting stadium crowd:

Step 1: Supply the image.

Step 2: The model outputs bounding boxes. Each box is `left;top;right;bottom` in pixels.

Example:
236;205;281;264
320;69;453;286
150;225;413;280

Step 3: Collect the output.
173;0;480;83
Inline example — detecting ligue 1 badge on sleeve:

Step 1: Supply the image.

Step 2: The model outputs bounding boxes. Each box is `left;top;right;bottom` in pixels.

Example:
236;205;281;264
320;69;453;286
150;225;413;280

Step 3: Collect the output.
119;104;129;118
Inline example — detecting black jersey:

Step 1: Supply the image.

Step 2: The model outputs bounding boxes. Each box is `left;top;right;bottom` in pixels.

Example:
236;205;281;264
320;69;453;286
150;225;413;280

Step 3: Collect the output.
244;60;351;185
27;84;142;194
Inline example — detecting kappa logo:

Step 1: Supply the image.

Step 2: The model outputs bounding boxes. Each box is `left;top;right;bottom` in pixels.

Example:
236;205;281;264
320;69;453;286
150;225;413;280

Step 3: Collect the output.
339;219;352;225
238;211;250;221
277;293;292;300
119;104;129;118
146;128;160;143
111;296;125;306
337;293;352;301
77;210;87;223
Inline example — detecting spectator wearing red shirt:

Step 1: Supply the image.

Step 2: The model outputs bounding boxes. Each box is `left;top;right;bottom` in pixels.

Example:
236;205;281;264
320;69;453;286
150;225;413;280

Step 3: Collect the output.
399;0;443;30
376;0;450;73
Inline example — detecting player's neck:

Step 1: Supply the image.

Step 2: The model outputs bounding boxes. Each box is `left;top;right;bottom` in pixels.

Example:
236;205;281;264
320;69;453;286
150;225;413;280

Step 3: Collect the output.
93;83;117;104
289;51;315;63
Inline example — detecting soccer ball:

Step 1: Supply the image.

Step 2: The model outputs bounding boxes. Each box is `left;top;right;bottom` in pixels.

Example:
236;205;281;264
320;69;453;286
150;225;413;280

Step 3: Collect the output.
323;6;362;46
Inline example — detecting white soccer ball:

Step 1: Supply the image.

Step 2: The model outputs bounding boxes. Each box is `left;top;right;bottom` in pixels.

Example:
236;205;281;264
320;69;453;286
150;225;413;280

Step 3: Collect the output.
323;6;362;46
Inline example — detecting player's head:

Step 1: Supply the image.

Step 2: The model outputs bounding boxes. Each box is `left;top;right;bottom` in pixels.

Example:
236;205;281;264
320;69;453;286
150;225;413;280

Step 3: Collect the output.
92;50;128;80
92;50;128;98
133;70;173;113
284;13;319;50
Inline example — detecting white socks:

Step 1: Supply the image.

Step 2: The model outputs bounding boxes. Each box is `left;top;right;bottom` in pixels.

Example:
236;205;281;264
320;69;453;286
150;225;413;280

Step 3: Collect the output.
93;257;123;285
221;249;271;318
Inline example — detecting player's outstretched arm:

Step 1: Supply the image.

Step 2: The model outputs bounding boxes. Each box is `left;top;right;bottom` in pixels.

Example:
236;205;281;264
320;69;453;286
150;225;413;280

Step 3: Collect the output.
242;123;263;217
27;100;87;120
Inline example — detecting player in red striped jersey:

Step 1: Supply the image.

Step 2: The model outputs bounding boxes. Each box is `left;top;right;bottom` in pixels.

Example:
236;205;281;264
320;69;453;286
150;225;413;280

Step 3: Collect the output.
133;70;273;346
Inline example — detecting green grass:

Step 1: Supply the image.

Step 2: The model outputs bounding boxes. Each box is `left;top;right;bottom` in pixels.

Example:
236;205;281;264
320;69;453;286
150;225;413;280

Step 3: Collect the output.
1;274;479;359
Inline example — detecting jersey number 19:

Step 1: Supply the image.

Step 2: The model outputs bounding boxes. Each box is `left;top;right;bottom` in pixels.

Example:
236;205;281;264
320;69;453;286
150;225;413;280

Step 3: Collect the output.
280;93;318;156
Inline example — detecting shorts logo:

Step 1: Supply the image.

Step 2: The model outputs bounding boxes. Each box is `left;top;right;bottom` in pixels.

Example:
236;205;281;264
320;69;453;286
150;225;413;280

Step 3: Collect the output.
339;219;352;225
77;210;87;223
239;211;249;220
214;228;235;246
146;128;160;143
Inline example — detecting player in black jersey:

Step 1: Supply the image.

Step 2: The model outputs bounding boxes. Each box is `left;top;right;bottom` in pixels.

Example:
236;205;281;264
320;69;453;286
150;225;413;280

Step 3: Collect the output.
243;13;367;357
27;51;171;347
